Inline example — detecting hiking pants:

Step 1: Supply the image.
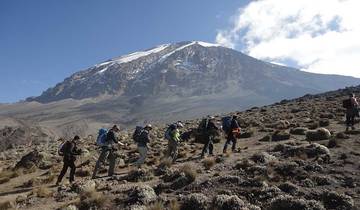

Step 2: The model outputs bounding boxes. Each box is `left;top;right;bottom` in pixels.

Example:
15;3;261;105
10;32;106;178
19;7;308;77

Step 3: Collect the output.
201;136;214;157
166;141;178;162
223;134;237;152
134;146;148;166
57;158;76;183
346;108;356;127
92;147;117;177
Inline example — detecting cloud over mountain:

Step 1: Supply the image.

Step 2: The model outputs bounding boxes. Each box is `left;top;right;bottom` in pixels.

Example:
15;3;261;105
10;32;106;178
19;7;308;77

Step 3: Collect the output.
216;0;360;78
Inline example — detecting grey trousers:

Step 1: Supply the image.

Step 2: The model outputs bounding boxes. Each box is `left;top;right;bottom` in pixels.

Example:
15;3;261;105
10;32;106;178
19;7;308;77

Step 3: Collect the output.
134;146;148;166
166;141;178;162
92;147;116;177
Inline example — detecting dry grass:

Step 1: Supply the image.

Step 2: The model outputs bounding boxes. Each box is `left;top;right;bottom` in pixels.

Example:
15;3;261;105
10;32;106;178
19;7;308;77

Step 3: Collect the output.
169;199;180;210
177;150;188;159
0;200;14;210
203;158;216;170
32;186;53;198
181;164;197;182
147;201;165;210
78;190;110;210
0;170;20;184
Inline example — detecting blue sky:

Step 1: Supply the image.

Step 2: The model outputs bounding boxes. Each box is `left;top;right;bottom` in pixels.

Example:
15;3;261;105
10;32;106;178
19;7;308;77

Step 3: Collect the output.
0;0;250;103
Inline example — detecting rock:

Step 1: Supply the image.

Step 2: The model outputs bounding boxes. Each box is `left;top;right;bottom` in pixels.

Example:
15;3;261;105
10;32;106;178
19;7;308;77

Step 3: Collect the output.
273;143;330;159
181;193;209;210
266;195;325;210
327;138;338;148
290;127;309;135
71;180;96;193
127;185;157;205
321;191;354;210
306;128;331;141
15;150;44;169
250;152;277;164
212;194;245;210
170;173;193;190
60;205;78;210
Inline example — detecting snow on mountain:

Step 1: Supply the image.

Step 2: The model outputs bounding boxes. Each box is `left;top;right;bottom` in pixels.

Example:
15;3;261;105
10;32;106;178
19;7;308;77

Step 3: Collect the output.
27;40;360;103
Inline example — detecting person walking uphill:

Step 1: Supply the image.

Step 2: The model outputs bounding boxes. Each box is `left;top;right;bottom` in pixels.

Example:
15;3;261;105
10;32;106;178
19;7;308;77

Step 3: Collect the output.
201;117;218;158
223;115;241;153
133;124;152;167
92;125;123;179
56;135;82;185
165;122;183;163
343;93;359;131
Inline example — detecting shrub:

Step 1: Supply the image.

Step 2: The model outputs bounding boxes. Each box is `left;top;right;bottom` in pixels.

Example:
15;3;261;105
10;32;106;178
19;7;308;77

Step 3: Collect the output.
203;158;216;170
181;164;197;182
78;190;109;210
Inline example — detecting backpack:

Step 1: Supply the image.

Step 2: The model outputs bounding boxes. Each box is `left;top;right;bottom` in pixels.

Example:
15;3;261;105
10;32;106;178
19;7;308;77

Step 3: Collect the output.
164;124;176;140
58;141;68;156
96;128;108;146
221;116;232;133
342;99;352;109
132;126;144;143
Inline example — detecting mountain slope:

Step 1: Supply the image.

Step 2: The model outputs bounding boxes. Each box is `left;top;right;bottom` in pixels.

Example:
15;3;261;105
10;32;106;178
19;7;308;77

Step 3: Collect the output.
27;41;360;103
0;41;358;136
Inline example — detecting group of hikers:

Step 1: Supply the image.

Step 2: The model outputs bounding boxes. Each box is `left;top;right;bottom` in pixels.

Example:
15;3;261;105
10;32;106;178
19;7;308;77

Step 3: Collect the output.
55;93;359;185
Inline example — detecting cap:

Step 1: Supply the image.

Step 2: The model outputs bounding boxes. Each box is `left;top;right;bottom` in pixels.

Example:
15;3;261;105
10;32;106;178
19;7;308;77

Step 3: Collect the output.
73;135;80;140
112;125;120;131
144;124;153;130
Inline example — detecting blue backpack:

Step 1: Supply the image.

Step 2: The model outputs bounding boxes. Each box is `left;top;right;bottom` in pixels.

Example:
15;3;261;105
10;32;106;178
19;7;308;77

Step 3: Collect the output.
222;116;232;133
96;128;108;146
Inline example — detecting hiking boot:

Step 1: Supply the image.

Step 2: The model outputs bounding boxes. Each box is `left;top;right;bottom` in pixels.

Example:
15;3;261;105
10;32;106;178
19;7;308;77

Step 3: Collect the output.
352;126;356;130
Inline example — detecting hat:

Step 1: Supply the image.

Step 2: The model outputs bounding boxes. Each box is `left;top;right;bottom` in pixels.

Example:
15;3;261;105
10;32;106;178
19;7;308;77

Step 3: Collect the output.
176;121;184;128
144;124;153;130
112;125;120;131
73;135;80;140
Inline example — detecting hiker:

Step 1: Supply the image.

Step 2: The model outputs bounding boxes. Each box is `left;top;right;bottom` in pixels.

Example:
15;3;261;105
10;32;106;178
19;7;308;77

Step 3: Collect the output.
223;115;241;153
165;122;183;163
200;116;218;158
56;135;82;185
92;125;123;178
344;93;359;131
133;124;152;167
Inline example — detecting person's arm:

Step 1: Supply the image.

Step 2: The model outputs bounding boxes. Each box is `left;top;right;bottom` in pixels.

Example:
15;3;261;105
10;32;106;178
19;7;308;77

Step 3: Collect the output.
108;131;118;144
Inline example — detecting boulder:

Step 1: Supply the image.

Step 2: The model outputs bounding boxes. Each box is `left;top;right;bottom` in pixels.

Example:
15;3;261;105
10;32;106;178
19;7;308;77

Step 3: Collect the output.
127;185;157;205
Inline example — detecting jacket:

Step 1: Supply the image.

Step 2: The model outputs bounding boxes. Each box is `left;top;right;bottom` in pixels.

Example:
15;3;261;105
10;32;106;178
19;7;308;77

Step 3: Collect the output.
62;141;81;161
137;130;150;147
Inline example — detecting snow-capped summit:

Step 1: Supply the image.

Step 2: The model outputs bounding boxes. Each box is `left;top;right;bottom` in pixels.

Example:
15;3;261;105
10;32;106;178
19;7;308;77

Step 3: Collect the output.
28;40;360;104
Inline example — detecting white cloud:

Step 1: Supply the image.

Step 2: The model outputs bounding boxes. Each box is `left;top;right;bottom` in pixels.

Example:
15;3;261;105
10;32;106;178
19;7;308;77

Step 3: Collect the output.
216;0;360;78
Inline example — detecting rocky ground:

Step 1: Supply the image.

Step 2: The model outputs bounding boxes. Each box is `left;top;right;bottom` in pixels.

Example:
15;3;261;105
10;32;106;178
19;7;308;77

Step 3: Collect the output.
1;85;360;210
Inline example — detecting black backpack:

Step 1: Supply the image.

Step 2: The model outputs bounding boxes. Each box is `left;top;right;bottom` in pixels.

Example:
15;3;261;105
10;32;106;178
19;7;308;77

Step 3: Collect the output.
132;126;144;143
342;99;352;109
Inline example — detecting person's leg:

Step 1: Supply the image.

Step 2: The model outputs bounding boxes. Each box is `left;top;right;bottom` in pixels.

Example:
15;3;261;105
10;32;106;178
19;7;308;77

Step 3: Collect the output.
208;137;214;155
165;143;172;158
69;160;76;183
201;139;209;157
135;146;146;166
223;136;230;153
172;143;178;162
231;137;237;152
351;114;355;129
108;150;117;176
57;161;69;184
92;149;109;178
346;113;351;131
